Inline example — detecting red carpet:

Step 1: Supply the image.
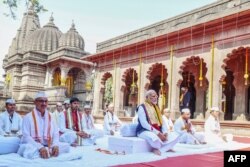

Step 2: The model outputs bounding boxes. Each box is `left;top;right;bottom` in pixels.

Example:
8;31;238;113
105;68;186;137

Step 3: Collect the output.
115;136;250;167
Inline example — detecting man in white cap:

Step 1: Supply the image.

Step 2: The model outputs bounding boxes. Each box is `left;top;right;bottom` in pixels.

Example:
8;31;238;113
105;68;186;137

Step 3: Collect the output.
103;103;122;135
174;108;206;145
136;90;180;156
51;102;77;146
162;108;174;132
18;91;70;159
0;98;22;154
81;104;104;145
52;102;63;126
204;107;231;144
63;99;70;112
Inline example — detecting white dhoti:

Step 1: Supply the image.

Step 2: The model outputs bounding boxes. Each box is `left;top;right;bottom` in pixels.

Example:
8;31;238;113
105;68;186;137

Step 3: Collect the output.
138;131;180;153
179;132;206;144
59;131;77;144
82;129;104;146
17;142;70;159
0;136;20;154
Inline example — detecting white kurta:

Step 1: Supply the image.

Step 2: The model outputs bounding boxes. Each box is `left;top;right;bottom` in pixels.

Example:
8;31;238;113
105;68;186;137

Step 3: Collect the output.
103;112;122;135
0;111;22;154
162;115;174;132
18;108;70;159
137;105;180;153
204;115;225;144
81;114;104;145
0;111;22;136
174;117;205;144
56;111;77;145
52;110;60;127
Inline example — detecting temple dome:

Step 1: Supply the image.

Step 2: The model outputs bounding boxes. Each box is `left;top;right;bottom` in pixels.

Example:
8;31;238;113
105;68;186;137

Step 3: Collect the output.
24;16;62;53
58;22;85;50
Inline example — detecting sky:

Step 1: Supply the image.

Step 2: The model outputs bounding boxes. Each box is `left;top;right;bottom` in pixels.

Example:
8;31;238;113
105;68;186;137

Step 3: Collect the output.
0;0;217;81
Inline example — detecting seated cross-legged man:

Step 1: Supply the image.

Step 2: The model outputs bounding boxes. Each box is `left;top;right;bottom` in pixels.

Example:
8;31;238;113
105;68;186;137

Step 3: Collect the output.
205;106;232;144
162;108;174;132
103;103;122;135
136;90;180;156
60;97;90;146
81;105;104;145
0;99;22;154
174;108;206;145
18;92;70;159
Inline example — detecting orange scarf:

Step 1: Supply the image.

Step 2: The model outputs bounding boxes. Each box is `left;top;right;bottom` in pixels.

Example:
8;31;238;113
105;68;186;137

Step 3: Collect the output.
32;109;52;148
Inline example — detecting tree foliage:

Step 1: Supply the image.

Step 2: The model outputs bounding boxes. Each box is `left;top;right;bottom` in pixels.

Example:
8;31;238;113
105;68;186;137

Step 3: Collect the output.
3;0;47;19
104;77;113;105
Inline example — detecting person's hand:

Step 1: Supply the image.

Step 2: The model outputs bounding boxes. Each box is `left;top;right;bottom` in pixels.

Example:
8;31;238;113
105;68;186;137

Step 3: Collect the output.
163;133;168;140
110;130;114;135
39;147;49;159
157;132;167;142
51;146;59;157
185;123;191;132
77;131;89;138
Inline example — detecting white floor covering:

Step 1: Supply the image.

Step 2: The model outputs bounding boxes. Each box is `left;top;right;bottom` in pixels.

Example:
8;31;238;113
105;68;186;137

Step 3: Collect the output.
1;137;250;167
0;125;250;167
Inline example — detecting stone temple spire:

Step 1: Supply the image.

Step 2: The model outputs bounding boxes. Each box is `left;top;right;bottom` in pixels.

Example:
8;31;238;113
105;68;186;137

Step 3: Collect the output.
70;20;76;31
44;12;58;29
7;4;40;57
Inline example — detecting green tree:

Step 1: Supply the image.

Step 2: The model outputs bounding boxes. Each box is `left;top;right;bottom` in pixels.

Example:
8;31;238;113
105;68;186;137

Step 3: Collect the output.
104;77;113;104
3;0;47;19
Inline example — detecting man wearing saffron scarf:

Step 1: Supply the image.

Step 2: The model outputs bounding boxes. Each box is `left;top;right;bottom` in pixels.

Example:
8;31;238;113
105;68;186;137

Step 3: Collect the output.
62;97;89;146
18;92;70;159
136;90;180;156
0;99;22;154
81;105;104;145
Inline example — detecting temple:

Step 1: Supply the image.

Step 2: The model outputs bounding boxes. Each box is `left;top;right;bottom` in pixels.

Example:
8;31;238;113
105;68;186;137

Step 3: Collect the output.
2;0;250;127
2;6;94;112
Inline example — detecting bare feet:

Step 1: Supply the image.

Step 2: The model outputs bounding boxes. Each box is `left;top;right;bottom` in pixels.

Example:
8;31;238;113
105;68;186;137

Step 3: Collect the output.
152;149;161;156
167;149;175;152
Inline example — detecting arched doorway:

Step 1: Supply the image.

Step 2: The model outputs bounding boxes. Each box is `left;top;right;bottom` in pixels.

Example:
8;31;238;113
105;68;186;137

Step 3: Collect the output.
121;68;138;117
222;47;250;120
66;68;82;97
146;63;168;112
100;72;113;112
178;56;209;119
220;68;236;120
52;67;61;86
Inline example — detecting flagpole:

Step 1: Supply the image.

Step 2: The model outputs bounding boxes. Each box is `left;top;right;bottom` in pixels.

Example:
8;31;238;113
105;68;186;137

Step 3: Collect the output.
138;53;142;104
169;45;174;110
113;58;116;105
209;35;215;108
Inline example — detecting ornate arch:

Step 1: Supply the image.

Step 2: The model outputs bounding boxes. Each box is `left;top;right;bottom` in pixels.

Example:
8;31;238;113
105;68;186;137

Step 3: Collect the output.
101;72;112;85
177;56;208;89
146;63;168;82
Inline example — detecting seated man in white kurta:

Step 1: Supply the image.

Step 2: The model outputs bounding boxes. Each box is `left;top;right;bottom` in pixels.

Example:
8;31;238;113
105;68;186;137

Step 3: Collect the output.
162;108;174;132
0;99;22;154
136;90;180;156
205;107;231;144
61;97;90;146
104;103;122;135
18;92;70;159
51;102;77;146
81;105;104;145
174;108;206;145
